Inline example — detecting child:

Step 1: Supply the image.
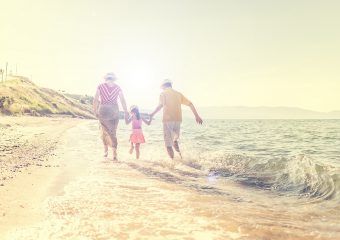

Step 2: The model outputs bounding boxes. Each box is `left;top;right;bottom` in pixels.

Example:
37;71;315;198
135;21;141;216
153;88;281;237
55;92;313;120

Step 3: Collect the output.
126;105;151;159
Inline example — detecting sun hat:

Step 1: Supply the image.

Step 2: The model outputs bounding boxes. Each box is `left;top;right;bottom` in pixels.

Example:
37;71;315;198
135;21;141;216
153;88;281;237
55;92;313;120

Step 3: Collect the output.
160;79;172;87
104;72;117;81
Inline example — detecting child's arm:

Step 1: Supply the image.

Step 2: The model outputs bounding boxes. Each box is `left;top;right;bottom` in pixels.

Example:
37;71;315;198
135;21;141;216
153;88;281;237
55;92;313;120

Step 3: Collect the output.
141;117;152;125
125;116;132;125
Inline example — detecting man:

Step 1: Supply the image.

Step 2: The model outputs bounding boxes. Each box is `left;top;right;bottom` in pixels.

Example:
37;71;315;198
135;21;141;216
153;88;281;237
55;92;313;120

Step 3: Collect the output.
149;79;203;159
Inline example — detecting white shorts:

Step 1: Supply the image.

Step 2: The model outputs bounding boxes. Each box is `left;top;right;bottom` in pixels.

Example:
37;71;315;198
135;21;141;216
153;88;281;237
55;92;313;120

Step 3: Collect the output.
163;122;181;147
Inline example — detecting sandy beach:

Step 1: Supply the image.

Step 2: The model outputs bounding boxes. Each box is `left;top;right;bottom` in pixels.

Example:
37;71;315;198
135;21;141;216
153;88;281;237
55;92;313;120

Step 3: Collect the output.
0;116;81;183
0;116;82;235
0;117;339;240
0;117;259;239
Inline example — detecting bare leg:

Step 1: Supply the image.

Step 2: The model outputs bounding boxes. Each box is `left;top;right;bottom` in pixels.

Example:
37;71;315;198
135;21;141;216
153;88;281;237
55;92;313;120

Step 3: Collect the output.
101;132;109;157
113;148;117;161
103;144;108;157
135;143;140;159
129;143;134;154
100;119;118;160
100;123;109;157
174;141;182;159
166;147;174;159
111;119;119;161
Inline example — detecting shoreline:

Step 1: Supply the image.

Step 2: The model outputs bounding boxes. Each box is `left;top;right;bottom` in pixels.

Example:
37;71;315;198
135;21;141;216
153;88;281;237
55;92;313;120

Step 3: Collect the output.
0;117;339;239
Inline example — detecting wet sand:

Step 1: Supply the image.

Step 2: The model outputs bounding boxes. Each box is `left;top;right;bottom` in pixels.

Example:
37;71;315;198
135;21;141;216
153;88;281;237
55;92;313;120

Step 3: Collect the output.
0;117;244;239
0;119;246;239
0;116;82;235
0;118;338;239
0;116;81;182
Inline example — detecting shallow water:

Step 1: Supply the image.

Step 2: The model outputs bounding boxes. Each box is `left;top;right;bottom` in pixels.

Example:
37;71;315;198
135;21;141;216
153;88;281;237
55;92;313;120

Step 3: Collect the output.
6;119;340;239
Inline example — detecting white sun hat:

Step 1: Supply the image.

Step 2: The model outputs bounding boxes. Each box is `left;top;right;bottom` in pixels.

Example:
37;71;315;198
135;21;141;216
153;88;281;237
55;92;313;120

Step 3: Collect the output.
161;79;172;87
104;72;117;81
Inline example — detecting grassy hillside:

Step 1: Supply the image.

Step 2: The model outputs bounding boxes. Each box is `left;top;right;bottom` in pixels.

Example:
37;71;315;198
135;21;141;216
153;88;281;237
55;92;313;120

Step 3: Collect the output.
0;76;94;119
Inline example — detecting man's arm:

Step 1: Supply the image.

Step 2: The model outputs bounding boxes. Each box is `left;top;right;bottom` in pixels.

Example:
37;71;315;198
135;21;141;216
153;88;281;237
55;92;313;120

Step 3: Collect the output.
181;94;203;125
189;103;203;124
149;104;163;118
150;93;164;118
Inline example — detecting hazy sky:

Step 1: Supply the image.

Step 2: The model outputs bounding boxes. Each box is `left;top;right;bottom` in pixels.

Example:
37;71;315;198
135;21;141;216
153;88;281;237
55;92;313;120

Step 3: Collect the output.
1;0;339;111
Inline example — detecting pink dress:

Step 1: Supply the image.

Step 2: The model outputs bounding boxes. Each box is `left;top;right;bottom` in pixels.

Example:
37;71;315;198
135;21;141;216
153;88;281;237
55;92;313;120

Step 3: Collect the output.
130;118;145;144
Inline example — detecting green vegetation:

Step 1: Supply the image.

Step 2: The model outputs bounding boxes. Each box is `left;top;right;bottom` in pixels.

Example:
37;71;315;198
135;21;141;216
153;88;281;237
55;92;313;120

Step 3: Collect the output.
0;76;94;119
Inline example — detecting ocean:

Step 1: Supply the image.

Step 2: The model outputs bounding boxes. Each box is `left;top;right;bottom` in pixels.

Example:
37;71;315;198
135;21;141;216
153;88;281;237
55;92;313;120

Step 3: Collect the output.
141;119;340;200
6;119;340;239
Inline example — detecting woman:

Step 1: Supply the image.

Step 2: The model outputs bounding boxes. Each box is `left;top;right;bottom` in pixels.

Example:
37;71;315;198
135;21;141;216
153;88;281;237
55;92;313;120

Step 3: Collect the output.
93;72;129;160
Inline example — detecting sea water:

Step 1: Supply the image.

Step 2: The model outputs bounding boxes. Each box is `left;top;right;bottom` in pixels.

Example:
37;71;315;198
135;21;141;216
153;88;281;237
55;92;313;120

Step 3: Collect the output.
6;119;340;239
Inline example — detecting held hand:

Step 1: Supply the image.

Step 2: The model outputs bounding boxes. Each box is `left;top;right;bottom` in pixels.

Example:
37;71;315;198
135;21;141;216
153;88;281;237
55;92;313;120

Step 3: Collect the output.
145;114;151;125
195;115;203;125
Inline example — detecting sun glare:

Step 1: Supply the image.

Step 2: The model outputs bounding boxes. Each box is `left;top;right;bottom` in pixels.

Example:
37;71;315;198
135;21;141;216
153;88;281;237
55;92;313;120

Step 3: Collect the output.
117;60;160;109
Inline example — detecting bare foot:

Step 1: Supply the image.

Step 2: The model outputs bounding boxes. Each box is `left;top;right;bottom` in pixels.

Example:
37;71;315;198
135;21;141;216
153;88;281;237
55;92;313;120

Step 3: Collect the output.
129;146;134;154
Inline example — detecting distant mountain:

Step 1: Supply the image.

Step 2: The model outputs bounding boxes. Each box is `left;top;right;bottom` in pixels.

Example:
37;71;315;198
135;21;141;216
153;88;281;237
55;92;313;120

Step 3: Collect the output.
0;76;94;119
184;106;340;119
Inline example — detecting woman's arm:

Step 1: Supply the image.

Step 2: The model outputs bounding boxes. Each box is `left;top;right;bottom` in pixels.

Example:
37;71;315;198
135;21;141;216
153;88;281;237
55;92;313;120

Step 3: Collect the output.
93;89;100;118
118;91;129;121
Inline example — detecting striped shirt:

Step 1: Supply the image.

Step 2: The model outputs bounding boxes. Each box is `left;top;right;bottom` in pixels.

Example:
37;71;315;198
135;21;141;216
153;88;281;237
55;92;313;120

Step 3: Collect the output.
98;83;121;104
